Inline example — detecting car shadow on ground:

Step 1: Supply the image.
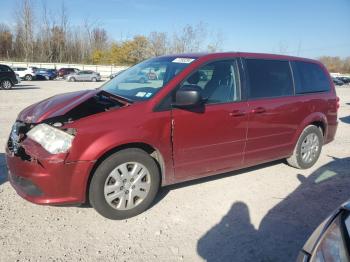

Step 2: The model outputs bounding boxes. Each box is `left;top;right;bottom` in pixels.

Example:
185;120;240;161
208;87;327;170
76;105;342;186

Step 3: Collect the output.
0;153;8;186
197;156;350;262
340;115;350;124
152;160;283;208
13;85;39;90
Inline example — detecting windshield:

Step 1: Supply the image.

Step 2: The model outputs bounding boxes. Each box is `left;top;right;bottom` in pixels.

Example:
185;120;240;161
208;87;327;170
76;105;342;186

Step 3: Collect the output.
101;56;196;101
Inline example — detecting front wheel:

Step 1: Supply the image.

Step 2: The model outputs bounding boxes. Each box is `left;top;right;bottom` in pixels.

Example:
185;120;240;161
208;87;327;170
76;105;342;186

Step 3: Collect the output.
1;79;13;89
91;77;97;82
286;125;323;169
89;148;160;220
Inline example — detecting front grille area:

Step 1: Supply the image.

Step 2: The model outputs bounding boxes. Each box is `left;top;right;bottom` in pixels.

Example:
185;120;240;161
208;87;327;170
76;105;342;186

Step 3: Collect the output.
7;122;32;161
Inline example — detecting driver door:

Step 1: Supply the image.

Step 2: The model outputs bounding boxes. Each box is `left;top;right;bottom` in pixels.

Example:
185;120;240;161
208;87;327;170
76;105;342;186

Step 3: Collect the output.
172;59;248;180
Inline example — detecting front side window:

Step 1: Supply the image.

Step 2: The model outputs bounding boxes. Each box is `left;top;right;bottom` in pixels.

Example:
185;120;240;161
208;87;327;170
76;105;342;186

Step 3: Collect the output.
246;59;293;99
179;60;241;104
101;57;196;101
292;61;330;94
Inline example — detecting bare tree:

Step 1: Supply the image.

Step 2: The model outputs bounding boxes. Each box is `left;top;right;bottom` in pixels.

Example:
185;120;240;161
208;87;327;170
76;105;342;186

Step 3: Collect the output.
0;24;13;60
148;32;168;56
171;22;207;53
91;27;108;50
207;31;223;52
14;0;35;61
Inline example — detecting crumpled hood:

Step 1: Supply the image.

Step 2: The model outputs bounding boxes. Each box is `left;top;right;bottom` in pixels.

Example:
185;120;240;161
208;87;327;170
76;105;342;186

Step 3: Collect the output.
18;89;99;123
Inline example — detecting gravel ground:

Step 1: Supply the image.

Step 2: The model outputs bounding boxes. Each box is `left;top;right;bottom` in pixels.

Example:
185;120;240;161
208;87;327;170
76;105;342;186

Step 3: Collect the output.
0;80;350;262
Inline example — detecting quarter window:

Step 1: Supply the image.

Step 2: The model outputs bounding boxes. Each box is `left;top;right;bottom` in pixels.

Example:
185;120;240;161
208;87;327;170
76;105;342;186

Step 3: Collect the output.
246;59;293;99
292;61;330;94
180;60;241;104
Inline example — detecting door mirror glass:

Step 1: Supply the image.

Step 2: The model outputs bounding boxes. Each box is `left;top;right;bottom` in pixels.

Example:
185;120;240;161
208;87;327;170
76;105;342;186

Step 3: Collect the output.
173;85;203;107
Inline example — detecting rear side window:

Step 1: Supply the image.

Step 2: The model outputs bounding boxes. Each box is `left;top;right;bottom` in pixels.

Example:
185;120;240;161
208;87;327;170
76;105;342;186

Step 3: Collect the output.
0;65;12;72
292;61;330;94
246;59;293;99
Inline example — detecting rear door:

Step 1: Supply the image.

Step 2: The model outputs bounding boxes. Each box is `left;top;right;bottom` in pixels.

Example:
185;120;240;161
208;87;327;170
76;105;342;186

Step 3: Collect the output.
243;58;299;166
172;59;248;180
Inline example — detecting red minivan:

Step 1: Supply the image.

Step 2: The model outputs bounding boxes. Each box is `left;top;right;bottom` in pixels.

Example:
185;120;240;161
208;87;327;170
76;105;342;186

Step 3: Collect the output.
5;53;338;219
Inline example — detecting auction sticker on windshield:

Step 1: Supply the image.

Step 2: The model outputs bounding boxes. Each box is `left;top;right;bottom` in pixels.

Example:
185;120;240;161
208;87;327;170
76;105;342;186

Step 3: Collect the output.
172;58;195;63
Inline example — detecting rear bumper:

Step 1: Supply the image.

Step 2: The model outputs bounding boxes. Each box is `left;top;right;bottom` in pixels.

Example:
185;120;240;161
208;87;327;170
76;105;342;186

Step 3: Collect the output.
325;120;338;144
5;144;94;205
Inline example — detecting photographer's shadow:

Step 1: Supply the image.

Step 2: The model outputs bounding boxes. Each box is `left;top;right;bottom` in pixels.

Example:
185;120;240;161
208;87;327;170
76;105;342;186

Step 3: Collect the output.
197;156;350;262
0;153;8;185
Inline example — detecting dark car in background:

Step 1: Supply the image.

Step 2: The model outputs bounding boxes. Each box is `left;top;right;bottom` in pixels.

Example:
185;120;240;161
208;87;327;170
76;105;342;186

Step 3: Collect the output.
58;67;79;78
338;77;350;84
333;77;345;86
297;200;350;261
35;68;58;80
0;64;18;89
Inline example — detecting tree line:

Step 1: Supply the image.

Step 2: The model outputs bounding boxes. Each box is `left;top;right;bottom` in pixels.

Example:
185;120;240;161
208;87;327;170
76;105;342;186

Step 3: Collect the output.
0;0;222;65
318;56;350;74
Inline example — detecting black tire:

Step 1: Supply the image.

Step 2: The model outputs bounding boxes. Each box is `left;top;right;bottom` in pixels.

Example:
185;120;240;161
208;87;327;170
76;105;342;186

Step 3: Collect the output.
89;148;160;220
1;79;13;90
69;77;76;82
286;125;323;169
91;77;97;82
24;74;33;81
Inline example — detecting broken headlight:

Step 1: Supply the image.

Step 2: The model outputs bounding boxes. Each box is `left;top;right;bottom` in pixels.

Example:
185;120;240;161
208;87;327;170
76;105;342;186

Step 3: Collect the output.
27;123;74;154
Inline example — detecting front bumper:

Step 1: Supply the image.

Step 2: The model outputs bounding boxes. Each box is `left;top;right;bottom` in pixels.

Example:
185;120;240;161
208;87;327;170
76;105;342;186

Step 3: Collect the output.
5;140;94;205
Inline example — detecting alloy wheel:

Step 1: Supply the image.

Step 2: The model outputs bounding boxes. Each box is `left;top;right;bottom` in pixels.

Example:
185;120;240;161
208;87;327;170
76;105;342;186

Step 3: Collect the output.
301;133;320;164
2;80;12;89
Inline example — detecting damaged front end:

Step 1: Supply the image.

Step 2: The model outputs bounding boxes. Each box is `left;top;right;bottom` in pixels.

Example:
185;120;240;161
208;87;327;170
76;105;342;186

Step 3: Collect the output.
8;90;127;161
5;90;128;205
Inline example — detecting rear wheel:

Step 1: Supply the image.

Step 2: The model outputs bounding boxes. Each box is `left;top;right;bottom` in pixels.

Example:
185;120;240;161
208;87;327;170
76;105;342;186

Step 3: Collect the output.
89;148;160;220
1;79;13;90
24;74;33;81
91;77;97;82
286;125;323;169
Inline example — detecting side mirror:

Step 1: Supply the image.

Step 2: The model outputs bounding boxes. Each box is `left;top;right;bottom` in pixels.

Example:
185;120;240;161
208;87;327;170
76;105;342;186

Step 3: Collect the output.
173;85;203;108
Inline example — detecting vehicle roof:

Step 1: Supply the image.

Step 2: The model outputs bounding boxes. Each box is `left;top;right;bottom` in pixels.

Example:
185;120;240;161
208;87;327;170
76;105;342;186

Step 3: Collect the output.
160;52;320;63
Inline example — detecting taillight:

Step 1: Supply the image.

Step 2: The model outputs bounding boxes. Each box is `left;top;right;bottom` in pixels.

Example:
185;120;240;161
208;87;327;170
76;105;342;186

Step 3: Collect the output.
336;96;340;110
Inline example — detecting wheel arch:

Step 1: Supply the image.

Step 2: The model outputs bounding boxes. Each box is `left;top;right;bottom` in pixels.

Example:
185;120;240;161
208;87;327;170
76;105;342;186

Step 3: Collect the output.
84;142;165;204
292;112;328;147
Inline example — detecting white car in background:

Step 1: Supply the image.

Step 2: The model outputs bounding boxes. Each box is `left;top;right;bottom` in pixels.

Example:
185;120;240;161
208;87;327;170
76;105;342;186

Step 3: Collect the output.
66;70;101;82
12;67;37;81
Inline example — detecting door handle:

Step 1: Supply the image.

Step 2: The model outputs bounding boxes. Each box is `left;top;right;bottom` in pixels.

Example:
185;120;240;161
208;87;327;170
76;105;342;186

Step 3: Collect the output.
229;110;246;117
251;107;266;114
